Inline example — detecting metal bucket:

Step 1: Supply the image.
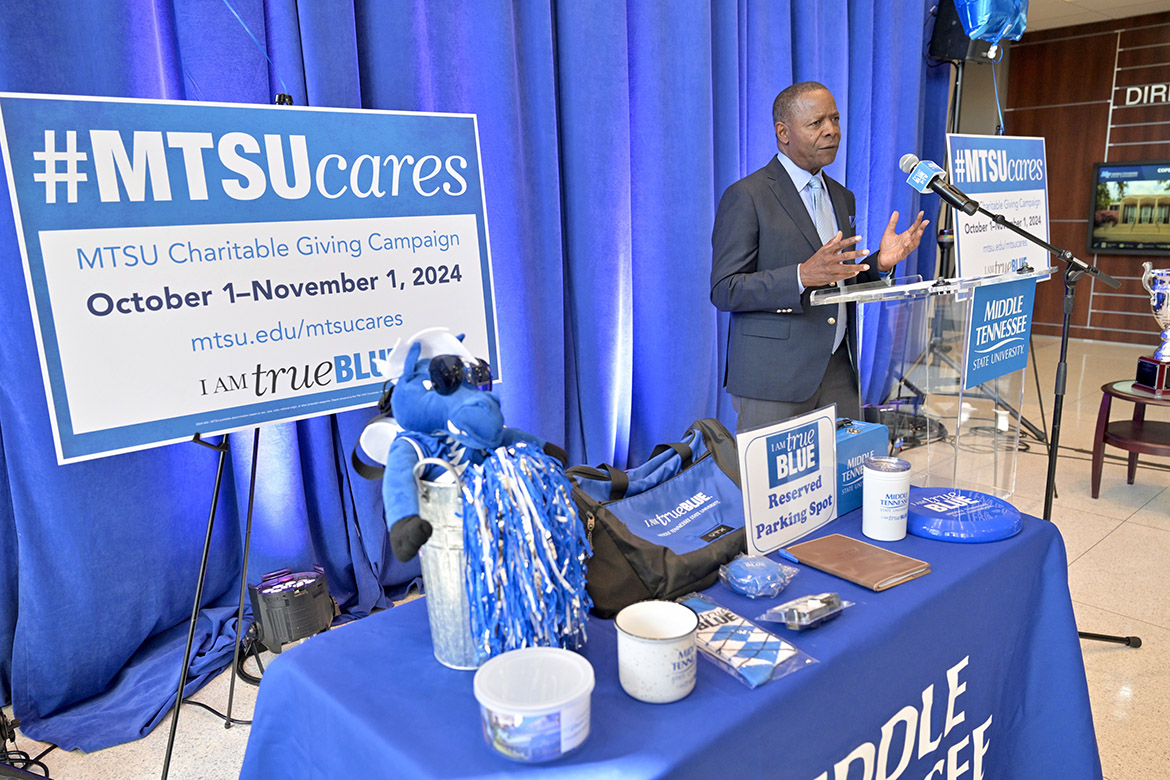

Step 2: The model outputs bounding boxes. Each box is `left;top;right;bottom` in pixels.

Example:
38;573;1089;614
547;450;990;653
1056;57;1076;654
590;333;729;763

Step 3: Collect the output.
413;457;478;670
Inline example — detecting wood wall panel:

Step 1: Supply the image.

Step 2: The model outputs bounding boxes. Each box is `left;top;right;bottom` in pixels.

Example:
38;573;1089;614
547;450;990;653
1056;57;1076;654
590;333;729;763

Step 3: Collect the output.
1005;105;1108;220
1105;142;1170;162
1122;23;1170;47
1094;255;1153;277
1117;46;1170;68
1088;311;1159;339
1056;323;1125;340
1007;13;1170;345
1088;260;1156;337
1006;34;1117;108
1113;64;1170;87
1111;103;1170;124
1108;122;1170;144
1029;223;1093;331
1093;292;1149;318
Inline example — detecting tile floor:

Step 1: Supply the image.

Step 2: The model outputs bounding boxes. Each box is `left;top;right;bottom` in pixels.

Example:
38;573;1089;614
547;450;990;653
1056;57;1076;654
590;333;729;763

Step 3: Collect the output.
3;335;1168;779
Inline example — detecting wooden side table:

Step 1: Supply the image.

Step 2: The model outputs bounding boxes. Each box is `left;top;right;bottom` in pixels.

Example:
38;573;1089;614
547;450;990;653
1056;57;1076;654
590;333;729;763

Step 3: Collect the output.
1091;380;1170;498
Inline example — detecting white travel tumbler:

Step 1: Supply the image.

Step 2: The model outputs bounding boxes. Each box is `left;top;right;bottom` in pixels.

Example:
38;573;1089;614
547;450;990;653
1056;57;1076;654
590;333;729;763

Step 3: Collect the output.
862;456;912;541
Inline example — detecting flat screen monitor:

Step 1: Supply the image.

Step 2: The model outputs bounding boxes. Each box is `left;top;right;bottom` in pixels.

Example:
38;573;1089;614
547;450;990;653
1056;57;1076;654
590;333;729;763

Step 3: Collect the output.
1089;161;1170;256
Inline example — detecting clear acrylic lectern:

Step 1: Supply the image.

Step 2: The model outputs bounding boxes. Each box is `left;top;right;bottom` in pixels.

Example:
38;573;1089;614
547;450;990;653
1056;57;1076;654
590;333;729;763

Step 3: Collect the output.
812;267;1053;499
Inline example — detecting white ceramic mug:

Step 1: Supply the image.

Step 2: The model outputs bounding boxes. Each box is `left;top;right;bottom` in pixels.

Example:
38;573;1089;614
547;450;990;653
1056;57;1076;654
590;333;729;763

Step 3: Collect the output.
614;600;698;703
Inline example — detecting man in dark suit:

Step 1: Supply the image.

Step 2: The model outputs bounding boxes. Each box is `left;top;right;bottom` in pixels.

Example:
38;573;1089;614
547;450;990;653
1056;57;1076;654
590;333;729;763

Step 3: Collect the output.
711;81;928;432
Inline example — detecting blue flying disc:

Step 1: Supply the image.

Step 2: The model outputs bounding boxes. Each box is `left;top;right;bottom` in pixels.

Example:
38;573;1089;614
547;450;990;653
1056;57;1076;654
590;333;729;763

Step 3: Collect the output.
906;487;1022;543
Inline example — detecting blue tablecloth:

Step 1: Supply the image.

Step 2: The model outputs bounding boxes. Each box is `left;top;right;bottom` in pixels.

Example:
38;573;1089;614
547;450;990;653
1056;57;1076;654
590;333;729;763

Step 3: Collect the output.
239;512;1101;779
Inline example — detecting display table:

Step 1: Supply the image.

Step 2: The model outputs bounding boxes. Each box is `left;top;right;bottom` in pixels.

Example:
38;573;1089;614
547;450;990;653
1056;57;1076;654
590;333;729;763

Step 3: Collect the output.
239;511;1101;780
1092;380;1170;498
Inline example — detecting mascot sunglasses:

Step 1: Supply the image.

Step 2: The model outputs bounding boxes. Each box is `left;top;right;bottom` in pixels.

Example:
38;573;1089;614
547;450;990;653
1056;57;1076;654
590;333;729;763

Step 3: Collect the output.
429;354;493;394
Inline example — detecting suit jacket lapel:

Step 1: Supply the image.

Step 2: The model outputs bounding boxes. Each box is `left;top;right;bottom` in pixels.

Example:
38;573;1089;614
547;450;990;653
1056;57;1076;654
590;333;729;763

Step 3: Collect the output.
766;156;823;253
825;175;866;293
825;175;854;239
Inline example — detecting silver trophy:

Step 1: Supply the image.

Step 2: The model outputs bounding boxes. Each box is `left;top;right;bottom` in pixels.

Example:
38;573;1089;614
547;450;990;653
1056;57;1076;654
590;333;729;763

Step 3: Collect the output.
1141;262;1170;363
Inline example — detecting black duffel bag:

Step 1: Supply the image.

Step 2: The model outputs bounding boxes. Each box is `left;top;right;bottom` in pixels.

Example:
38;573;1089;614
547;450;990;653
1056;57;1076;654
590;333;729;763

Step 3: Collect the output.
566;418;745;618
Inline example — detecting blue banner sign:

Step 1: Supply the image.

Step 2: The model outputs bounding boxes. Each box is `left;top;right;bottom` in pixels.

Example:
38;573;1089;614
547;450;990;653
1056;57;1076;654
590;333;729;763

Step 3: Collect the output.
946;134;1049;279
0;93;498;462
964;276;1037;389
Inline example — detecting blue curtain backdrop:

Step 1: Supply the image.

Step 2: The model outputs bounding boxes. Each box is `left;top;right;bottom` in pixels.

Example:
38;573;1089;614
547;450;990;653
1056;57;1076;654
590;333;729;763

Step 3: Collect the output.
0;0;949;750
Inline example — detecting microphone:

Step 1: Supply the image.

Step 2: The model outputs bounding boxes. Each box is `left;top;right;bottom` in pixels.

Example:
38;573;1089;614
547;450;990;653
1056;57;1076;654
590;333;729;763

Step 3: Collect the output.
899;154;979;215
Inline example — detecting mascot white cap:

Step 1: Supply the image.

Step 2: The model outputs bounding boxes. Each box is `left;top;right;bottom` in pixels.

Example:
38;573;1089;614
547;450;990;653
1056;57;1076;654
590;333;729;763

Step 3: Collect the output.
358;328;480;466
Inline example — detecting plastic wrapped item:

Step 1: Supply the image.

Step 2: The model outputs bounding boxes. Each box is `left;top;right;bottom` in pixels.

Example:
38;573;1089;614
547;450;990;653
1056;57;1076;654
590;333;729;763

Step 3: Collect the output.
758;592;853;631
676;593;816;689
719;554;797;598
954;0;1028;43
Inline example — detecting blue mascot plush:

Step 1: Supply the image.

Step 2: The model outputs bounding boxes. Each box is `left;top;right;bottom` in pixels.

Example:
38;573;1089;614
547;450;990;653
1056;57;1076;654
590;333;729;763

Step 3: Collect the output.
359;328;565;562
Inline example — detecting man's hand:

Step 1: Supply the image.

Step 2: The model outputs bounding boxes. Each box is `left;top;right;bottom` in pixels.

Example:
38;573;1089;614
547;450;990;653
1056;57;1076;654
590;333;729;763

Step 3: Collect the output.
799;232;870;287
876;211;929;272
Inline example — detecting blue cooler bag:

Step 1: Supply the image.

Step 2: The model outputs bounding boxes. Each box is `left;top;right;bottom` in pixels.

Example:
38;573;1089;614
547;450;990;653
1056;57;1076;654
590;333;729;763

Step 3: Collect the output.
566;419;745;617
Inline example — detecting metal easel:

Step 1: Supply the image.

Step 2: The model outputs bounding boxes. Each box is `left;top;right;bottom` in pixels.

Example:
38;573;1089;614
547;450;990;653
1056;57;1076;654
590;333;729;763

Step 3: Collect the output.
159;427;264;780
160;91;295;780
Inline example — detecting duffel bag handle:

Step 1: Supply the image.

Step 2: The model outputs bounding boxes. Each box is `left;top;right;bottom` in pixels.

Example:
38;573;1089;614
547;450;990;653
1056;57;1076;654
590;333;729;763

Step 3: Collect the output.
565;424;703;502
648;441;692;469
602;464;630;501
564;464;630;501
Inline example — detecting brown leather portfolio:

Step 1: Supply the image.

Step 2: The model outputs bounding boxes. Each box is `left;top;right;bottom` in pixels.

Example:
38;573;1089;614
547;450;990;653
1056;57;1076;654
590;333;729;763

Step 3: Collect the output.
784;534;930;591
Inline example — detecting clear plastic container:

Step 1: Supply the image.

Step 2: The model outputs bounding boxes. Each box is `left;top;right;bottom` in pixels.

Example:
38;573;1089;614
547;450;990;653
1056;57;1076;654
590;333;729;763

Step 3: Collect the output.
473;647;595;762
763;592;850;630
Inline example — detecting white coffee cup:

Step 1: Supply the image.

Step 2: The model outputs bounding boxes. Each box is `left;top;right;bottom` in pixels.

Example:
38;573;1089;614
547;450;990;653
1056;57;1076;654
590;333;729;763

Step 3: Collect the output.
614;600;698;704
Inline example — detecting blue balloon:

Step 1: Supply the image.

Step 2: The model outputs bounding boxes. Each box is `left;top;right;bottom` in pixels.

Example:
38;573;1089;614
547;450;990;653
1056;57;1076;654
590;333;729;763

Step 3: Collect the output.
954;0;1029;43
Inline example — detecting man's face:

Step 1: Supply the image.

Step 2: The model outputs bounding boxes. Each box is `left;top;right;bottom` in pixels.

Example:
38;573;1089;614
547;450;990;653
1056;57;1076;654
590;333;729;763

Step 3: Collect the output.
776;89;841;173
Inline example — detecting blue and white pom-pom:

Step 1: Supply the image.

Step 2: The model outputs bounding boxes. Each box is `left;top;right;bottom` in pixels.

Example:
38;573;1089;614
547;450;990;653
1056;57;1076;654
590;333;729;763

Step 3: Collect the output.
462;441;592;663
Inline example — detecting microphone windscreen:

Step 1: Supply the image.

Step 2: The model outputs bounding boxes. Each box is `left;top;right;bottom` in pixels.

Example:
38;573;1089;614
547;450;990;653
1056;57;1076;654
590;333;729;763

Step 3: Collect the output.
898;153;920;173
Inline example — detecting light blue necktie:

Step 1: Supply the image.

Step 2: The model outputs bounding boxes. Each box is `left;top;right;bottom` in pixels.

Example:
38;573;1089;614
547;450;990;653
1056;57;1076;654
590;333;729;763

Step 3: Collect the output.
806;177;846;353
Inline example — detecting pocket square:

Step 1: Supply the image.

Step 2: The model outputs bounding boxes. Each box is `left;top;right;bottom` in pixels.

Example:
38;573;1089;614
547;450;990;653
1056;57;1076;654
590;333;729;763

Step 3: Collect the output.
849;215;857;228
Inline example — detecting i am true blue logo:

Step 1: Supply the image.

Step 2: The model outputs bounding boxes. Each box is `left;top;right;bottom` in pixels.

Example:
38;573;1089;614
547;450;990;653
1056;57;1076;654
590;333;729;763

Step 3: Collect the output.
766;422;818;489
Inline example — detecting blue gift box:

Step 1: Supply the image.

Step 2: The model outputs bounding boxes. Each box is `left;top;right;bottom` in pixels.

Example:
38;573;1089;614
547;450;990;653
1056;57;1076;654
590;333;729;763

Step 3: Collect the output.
836;419;890;515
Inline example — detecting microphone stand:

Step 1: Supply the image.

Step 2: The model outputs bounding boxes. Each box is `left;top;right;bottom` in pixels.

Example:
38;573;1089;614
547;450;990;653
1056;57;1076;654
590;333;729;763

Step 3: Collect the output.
969;204;1140;648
